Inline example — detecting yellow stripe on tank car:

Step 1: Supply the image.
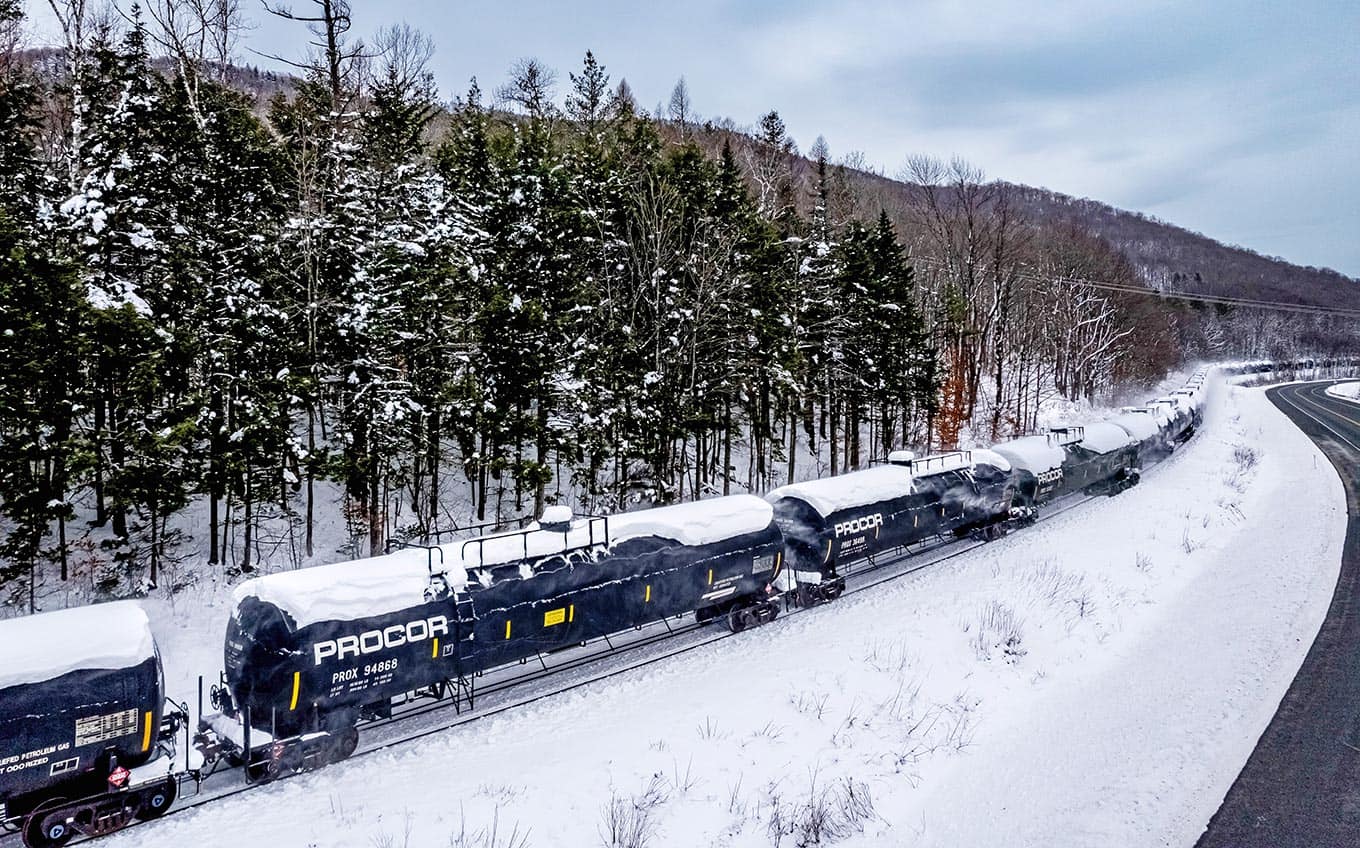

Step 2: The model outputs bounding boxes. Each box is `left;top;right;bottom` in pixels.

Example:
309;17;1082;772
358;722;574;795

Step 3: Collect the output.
823;539;833;563
289;671;301;710
569;604;575;622
431;637;439;658
141;711;153;752
645;584;651;603
505;620;512;640
707;568;714;585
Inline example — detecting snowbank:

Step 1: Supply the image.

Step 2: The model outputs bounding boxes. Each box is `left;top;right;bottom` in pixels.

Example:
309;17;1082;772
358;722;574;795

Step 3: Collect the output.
0;600;156;690
1325;381;1360;402
905;385;1344;847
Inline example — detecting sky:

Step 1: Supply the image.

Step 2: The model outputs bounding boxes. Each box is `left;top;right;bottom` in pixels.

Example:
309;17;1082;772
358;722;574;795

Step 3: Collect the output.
21;0;1360;278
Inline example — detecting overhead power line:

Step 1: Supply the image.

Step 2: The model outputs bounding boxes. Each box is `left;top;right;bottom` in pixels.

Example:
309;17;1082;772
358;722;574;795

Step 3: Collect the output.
1050;276;1360;319
909;255;1360;319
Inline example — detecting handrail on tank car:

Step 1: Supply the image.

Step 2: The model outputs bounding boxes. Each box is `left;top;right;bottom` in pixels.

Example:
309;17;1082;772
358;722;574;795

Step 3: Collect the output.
1047;426;1085;446
874;450;971;472
901;450;971;475
382;539;446;575
386;515;534;551
458;514;611;571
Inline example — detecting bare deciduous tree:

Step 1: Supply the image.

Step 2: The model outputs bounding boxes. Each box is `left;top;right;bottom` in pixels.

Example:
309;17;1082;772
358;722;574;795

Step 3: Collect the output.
667;75;691;132
373;22;433;89
497;57;556;118
261;0;366;119
145;0;246;125
745;109;796;222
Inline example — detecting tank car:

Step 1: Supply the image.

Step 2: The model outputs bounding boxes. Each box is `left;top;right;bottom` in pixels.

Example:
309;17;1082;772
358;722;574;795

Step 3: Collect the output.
0;603;185;848
766;450;1014;604
991;431;1073;508
1148;396;1195;447
1062;422;1140;495
206;495;784;777
1109;409;1166;465
994;423;1139;506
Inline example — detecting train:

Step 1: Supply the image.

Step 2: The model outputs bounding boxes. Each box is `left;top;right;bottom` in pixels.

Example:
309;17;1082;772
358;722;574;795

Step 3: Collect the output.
0;364;1246;846
0;604;186;848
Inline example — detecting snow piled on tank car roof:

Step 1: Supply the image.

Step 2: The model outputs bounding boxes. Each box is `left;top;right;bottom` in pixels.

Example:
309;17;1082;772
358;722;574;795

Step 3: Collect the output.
608;495;773;548
1109;412;1161;442
234;495;775;629
0;600;156;690
461;495;773;568
1078;422;1137;454
970;448;1012;473
992;435;1066;474
233;546;458;630
766;465;914;518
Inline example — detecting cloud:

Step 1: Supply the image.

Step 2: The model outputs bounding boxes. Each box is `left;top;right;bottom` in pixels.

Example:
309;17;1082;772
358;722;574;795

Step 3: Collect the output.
729;0;1360;274
17;0;1360;275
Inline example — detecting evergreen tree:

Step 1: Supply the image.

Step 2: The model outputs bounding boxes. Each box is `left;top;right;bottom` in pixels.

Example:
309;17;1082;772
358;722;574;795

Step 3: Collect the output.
0;213;84;607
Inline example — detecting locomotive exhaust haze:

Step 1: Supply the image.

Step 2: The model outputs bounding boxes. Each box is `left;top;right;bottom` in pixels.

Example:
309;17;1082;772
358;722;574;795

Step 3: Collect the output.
312;615;450;665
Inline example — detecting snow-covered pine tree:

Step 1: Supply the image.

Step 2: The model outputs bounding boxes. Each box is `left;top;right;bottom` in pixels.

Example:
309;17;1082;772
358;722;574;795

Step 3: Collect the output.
560;53;628;509
335;36;467;554
868;211;937;451
0;216;85;609
57;11;200;589
433;79;501;522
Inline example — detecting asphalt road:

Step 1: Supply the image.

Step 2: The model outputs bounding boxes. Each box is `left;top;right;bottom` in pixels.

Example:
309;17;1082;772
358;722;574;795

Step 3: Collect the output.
1196;381;1360;847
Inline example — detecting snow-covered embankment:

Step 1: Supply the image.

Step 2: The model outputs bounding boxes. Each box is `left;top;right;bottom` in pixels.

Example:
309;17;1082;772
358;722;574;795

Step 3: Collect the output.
1325;381;1360;403
115;381;1345;848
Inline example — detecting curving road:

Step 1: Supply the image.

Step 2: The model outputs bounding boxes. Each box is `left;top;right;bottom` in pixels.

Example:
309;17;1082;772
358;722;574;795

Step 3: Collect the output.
1196;381;1360;847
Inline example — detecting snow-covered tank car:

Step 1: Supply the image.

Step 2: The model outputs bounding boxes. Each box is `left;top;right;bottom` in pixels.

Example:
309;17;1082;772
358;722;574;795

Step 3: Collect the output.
991;433;1071;508
1149;396;1196;446
1;602;182;848
215;495;783;769
1109;409;1165;465
766;451;1013;604
1170;386;1206;430
1062;422;1140;495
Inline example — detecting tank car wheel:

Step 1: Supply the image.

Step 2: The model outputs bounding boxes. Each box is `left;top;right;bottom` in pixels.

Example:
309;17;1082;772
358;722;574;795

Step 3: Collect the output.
23;798;73;848
726;607;751;633
328;726;360;763
822;580;845;602
135;778;177;821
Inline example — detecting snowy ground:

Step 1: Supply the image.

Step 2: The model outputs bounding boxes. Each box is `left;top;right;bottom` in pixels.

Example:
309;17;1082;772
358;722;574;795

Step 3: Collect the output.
1325;381;1360;402
114;378;1344;848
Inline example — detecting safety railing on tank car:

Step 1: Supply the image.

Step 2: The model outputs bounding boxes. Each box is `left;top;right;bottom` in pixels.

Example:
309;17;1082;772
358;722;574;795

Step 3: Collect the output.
885;450;973;475
384;515;537;552
459;514;611;571
1047;426;1085;447
874;449;971;470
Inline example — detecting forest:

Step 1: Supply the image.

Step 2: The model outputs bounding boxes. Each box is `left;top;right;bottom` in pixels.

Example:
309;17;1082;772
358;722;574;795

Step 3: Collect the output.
1;0;1354;610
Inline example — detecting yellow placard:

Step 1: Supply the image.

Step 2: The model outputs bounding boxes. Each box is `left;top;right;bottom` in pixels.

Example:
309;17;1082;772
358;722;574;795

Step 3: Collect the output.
543;607;567;627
